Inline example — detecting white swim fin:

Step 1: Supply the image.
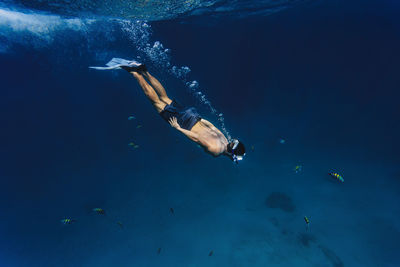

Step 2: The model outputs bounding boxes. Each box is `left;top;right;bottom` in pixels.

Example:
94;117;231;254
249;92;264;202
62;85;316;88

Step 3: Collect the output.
89;58;145;71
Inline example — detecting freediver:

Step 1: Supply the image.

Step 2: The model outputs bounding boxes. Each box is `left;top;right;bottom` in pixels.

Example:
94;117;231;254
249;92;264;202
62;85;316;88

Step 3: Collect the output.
90;58;245;163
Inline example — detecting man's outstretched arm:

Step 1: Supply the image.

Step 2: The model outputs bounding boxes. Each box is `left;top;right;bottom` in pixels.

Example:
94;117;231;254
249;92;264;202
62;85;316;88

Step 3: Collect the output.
168;117;200;143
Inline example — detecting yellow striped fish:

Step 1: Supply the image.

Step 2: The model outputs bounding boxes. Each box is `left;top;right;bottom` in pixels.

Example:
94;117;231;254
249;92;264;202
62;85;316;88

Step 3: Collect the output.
61;218;76;224
128;142;139;149
93;208;105;215
304;216;310;230
329;172;344;182
294;165;303;173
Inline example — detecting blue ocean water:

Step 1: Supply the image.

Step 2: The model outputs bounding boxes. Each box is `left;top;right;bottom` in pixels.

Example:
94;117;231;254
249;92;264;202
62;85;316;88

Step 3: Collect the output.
0;0;399;266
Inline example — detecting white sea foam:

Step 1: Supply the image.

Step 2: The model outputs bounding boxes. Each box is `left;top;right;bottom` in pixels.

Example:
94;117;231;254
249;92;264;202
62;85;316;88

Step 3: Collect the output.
0;8;88;36
0;7;94;52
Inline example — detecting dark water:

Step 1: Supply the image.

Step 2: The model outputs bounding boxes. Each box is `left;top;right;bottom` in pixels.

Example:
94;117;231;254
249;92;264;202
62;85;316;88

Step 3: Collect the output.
0;0;399;266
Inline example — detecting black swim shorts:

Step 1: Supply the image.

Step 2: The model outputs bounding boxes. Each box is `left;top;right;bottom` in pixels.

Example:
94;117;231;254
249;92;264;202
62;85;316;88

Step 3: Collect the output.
159;99;202;131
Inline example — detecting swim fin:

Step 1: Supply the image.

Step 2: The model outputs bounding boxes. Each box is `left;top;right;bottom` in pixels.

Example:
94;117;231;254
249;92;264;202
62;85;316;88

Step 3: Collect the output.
89;58;146;71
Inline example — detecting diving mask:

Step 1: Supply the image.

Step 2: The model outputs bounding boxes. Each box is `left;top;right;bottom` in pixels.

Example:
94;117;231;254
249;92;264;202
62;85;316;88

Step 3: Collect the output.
230;139;245;164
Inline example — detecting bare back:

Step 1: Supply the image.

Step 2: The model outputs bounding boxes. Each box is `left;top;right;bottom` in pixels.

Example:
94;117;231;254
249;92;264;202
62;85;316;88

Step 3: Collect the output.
190;119;228;156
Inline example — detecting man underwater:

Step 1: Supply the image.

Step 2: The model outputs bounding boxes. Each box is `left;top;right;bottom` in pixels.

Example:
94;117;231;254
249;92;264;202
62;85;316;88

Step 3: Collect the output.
90;58;245;163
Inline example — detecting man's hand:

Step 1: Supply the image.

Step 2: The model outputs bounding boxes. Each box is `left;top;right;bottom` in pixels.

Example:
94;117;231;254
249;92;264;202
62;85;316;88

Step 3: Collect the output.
168;117;180;129
168;116;200;143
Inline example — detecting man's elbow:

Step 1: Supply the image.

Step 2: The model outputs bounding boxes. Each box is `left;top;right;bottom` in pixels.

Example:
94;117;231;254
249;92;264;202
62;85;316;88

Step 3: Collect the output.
185;132;199;143
191;135;200;143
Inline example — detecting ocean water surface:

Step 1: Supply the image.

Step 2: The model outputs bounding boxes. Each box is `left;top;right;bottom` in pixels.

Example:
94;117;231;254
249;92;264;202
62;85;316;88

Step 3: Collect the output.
0;0;399;266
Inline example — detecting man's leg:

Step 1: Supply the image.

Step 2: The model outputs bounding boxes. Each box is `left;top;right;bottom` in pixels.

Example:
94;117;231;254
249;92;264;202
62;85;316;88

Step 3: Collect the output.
141;71;173;105
131;72;166;113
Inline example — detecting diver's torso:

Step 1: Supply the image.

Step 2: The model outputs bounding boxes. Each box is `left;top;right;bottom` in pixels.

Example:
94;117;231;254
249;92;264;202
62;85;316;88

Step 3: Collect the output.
191;119;228;156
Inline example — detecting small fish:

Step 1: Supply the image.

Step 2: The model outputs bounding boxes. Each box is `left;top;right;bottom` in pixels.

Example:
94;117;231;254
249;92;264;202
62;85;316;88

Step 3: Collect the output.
157;247;162;254
61;218;76;225
304;216;310;230
136;125;142;129
251;145;255;152
93;208;105;215
128;142;139;149
116;221;123;229
128;115;136;120
169;208;174;215
329;172;344;182
279;138;286;144
209;250;214;256
294;165;303;173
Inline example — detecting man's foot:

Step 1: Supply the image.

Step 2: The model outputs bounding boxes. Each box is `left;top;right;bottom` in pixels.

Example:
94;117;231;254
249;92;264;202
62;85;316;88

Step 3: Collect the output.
120;61;147;73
